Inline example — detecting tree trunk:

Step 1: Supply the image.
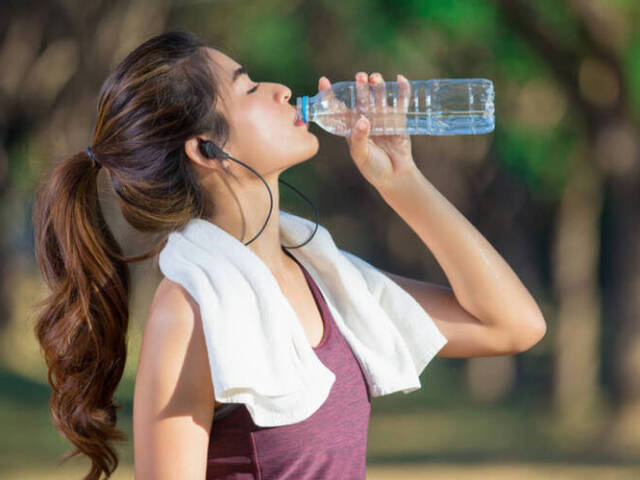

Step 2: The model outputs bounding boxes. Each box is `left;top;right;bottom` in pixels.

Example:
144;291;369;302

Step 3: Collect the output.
601;169;640;455
551;153;606;437
496;0;640;451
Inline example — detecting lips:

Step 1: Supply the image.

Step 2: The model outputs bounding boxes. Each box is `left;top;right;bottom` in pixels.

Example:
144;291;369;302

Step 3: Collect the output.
293;110;306;126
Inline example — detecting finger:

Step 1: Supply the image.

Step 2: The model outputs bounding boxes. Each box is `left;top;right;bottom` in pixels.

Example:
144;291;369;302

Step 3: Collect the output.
318;75;348;119
370;72;387;134
318;75;332;91
356;71;369;115
397;74;410;112
349;114;370;163
396;73;410;132
369;73;386;112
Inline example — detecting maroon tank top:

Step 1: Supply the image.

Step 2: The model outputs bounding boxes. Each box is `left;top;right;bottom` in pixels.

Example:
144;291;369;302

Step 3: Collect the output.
206;248;372;479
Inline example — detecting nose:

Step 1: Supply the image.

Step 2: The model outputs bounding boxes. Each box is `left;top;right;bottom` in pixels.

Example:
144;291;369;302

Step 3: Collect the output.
278;85;292;103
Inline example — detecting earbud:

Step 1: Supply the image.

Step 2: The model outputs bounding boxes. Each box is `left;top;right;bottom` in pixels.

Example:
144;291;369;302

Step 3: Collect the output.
194;138;319;248
199;140;230;160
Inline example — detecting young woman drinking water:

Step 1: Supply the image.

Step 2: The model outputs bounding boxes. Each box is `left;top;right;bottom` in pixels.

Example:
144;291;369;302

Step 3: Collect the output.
32;29;545;480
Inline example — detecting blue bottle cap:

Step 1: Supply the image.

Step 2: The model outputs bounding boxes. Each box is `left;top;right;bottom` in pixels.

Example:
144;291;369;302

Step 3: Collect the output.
302;96;308;123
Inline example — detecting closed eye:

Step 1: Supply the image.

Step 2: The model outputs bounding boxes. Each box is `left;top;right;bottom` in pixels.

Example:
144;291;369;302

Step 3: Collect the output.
248;84;259;94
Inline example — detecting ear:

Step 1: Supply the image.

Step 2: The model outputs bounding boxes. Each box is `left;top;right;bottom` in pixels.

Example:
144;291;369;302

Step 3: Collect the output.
184;136;229;170
184;136;205;166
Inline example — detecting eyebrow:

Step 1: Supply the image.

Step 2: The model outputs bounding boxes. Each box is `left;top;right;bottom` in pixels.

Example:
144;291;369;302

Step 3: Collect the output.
232;65;248;83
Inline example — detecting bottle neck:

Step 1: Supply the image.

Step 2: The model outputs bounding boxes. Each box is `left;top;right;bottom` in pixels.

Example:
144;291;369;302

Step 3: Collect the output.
296;96;309;123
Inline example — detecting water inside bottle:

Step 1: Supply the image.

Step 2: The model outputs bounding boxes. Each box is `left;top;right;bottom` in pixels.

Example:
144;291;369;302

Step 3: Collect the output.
312;110;494;136
300;78;494;136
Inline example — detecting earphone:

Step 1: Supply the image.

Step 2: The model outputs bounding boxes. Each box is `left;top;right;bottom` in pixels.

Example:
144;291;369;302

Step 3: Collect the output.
198;139;319;248
199;139;231;160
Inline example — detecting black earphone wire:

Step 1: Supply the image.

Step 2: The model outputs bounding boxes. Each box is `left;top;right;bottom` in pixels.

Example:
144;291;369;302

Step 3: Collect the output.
199;140;319;248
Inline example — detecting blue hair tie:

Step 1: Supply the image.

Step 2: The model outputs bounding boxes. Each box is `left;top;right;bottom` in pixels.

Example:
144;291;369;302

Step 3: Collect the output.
86;146;100;168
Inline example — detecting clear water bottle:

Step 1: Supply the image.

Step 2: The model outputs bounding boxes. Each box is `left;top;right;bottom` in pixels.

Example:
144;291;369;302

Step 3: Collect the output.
295;78;494;137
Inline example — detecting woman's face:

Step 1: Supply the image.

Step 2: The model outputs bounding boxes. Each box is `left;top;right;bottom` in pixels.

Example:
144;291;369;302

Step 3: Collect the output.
206;48;319;175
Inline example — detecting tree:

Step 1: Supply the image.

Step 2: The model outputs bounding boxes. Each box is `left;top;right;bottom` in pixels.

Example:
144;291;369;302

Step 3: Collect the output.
497;0;640;453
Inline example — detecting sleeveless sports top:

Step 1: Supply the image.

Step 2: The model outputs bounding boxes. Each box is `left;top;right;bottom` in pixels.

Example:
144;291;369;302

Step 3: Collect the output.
205;248;372;479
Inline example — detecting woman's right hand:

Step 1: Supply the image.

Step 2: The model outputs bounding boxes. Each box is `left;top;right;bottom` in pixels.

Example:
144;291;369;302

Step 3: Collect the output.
317;73;414;189
317;74;410;137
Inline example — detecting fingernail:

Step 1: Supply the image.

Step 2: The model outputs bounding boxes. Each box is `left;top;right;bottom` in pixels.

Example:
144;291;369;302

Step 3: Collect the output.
358;119;367;131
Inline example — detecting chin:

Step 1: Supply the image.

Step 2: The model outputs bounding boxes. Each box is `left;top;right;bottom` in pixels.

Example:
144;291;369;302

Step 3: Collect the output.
292;147;318;167
279;135;320;168
307;133;320;155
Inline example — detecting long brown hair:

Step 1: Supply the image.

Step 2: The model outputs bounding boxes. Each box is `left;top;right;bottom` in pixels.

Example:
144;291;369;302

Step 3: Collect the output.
31;30;229;479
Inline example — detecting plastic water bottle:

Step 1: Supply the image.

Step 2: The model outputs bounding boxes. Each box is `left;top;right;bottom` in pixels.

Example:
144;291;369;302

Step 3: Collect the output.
295;78;494;137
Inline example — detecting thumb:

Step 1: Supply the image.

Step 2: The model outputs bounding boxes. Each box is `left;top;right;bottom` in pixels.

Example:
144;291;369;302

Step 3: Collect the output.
349;115;369;162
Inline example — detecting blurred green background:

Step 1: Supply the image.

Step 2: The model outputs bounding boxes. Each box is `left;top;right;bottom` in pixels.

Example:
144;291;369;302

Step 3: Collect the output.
1;0;640;478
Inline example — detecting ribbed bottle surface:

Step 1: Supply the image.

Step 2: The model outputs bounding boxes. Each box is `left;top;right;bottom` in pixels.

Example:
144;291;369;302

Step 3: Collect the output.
296;79;494;137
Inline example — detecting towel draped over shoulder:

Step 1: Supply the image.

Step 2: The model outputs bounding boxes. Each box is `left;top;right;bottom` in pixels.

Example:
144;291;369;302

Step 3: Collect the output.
157;210;448;427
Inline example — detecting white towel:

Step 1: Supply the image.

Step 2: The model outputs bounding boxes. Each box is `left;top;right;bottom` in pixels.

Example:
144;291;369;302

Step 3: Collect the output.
157;210;448;427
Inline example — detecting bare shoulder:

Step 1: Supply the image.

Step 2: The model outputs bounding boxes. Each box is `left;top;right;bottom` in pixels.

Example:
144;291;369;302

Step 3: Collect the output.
138;275;214;406
142;277;210;389
145;277;208;348
134;277;215;478
153;276;201;319
142;277;205;356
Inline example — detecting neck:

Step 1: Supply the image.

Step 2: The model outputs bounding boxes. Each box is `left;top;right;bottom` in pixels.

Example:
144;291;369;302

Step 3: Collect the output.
206;173;293;276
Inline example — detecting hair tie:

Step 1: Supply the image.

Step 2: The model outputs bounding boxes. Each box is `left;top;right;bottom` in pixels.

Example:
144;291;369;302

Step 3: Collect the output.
86;146;100;168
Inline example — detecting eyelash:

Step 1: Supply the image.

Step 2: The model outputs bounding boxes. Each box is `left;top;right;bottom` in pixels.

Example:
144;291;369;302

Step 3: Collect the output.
248;84;259;94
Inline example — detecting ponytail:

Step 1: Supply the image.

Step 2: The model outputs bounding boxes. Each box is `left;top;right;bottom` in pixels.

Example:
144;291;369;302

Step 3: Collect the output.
32;149;137;478
31;29;227;479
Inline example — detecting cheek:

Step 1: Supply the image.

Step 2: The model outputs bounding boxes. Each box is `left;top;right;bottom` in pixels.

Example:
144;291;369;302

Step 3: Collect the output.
236;101;273;135
238;103;287;147
232;100;315;163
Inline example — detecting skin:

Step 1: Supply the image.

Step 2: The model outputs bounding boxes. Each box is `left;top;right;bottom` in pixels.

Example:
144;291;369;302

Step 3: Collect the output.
133;46;546;479
184;47;320;279
182;47;546;357
140;47;331;479
183;48;412;279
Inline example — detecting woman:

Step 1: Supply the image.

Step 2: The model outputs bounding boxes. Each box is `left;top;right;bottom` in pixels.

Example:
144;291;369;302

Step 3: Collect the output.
32;30;546;479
